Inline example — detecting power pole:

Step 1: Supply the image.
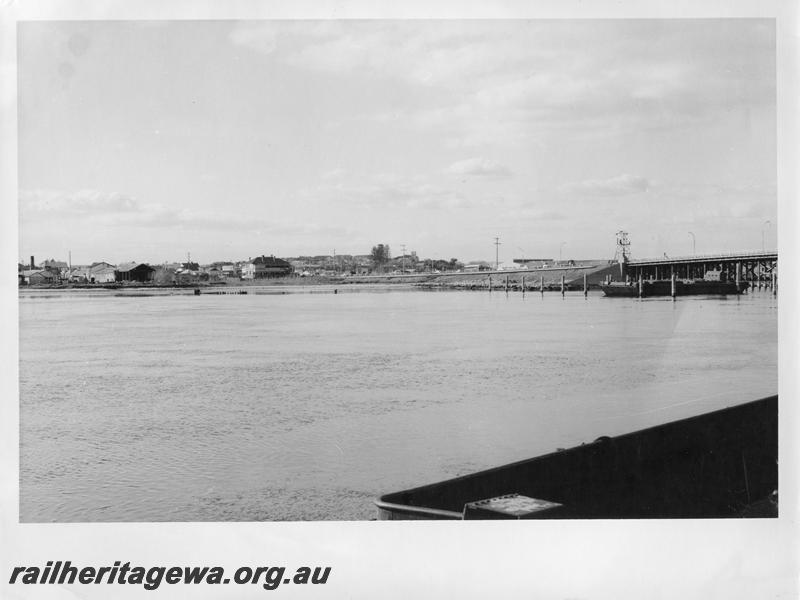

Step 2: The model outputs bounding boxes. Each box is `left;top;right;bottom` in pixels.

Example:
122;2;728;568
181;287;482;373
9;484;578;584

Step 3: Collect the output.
401;244;406;274
494;237;501;270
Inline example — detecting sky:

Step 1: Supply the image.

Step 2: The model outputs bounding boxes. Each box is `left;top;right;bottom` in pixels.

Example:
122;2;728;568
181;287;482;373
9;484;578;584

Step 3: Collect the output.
17;19;777;265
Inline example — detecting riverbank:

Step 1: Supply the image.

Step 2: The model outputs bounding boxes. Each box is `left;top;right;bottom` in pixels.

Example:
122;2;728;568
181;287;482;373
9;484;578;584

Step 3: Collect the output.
18;261;621;292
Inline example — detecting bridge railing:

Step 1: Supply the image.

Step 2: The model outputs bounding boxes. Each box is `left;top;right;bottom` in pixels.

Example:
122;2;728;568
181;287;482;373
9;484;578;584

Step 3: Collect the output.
629;250;778;265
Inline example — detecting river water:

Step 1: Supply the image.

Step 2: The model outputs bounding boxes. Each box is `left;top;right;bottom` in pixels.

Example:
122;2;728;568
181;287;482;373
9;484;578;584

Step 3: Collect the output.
19;286;777;521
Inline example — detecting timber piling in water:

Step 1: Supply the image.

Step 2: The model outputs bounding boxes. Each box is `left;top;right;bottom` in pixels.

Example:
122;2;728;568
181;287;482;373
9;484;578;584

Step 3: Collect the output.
193;289;248;295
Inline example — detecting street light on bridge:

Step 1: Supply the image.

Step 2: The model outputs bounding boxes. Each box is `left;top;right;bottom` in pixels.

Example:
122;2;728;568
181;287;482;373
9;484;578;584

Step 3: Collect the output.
688;231;696;256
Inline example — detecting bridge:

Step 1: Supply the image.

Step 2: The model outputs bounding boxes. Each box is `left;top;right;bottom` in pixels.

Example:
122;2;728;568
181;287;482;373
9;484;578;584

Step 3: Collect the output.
622;249;778;289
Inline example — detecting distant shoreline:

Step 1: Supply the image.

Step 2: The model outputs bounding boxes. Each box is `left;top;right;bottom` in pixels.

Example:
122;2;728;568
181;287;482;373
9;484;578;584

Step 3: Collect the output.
18;267;610;293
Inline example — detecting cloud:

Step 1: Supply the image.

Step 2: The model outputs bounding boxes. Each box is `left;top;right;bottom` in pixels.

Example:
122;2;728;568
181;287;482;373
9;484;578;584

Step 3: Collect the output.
645;181;776;222
229;21;496;87
321;167;346;180
446;158;512;179
67;33;91;57
19;189;270;232
20;189;141;216
19;189;200;229
349;181;469;210
559;174;651;197
302;176;471;210
228;22;280;55
309;20;775;148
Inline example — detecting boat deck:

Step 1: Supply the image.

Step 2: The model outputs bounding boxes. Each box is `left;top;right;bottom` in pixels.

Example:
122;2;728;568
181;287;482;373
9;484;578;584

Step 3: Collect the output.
376;396;778;519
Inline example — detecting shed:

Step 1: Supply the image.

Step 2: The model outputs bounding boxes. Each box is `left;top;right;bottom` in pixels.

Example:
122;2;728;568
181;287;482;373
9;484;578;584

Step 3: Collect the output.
25;270;55;285
115;262;155;282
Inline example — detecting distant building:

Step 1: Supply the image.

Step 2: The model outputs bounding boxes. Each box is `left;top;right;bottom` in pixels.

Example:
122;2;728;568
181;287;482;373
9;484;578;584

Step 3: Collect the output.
203;266;225;282
351;255;373;275
41;259;69;281
90;261;115;270
115;262;155;283
22;270;55;285
221;264;239;278
513;258;553;269
43;259;68;271
88;262;117;283
464;262;492;272
241;255;292;279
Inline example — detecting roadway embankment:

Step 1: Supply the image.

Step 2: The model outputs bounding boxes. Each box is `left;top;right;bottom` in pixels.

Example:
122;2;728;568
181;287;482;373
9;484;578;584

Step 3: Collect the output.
346;261;620;290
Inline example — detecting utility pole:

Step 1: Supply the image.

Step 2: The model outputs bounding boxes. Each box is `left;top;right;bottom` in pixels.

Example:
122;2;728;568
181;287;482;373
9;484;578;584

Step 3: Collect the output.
494;237;501;270
401;244;406;274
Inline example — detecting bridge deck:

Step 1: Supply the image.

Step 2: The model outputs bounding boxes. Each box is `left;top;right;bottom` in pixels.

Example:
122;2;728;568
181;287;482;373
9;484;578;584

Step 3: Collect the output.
628;250;777;266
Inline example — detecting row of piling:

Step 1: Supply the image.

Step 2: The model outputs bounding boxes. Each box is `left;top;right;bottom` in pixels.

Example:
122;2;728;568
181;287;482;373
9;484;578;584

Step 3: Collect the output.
422;273;588;296
194;289;248;295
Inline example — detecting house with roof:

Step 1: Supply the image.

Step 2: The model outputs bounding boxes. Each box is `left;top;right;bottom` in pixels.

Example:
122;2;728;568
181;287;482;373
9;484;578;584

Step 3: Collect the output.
41;259;70;281
42;259;68;271
21;270;56;285
241;255;293;279
221;264;239;278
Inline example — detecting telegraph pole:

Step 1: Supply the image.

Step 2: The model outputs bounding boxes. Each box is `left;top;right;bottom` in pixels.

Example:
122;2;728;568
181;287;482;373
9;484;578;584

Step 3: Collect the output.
401;244;406;274
494;237;501;270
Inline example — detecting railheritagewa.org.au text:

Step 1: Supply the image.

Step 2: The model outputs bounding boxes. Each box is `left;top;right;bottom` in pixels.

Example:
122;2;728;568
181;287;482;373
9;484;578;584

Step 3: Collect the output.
9;561;331;591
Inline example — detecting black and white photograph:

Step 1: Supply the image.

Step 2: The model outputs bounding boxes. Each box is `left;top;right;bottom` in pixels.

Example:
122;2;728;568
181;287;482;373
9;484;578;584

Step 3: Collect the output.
2;1;797;598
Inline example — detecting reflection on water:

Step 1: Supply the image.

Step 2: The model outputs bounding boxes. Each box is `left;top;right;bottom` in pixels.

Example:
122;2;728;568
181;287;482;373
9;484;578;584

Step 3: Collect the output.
19;288;777;521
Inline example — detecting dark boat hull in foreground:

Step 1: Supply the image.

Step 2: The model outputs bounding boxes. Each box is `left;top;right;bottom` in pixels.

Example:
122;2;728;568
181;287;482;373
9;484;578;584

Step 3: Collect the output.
375;395;777;519
601;280;746;297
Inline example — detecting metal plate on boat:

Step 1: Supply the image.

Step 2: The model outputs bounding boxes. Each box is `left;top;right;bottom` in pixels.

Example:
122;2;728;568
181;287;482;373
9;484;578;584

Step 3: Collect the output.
463;494;562;519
